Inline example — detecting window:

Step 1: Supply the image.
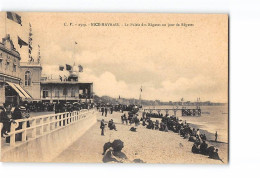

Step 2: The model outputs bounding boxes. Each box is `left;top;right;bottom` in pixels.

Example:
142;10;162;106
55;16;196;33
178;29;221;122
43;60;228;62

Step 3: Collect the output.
43;89;49;98
55;90;60;97
0;58;2;69
13;63;16;72
25;71;31;86
63;88;67;96
5;61;9;70
71;89;75;97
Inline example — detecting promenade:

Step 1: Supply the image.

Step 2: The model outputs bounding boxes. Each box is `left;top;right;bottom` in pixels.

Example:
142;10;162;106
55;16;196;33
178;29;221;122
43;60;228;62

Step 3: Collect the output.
53;111;227;164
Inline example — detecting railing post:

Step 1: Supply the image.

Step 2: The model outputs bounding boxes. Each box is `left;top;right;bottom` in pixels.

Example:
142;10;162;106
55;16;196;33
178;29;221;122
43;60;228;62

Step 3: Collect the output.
46;117;50;133
10;123;16;147
49;116;53;131
39;118;43;135
63;113;66;126
31;118;36;138
68;112;70;124
58;114;62;127
22;121;27;142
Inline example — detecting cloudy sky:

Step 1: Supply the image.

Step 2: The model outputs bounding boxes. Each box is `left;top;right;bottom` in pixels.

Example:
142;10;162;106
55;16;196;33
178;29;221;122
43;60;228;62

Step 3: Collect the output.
0;12;228;102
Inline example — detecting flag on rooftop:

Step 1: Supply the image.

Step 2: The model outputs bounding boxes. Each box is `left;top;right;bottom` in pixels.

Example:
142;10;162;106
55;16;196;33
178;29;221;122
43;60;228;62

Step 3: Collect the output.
66;64;72;71
18;36;28;48
6;12;22;26
78;65;83;72
59;65;64;71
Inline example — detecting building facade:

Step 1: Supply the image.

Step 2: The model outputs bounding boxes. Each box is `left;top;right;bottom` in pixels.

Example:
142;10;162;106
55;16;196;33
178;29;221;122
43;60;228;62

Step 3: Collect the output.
0;34;93;106
0;35;32;106
40;79;93;103
20;62;42;101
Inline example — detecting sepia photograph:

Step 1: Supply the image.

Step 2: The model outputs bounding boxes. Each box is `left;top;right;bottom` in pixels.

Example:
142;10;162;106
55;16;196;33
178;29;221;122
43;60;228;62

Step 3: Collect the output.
0;12;228;164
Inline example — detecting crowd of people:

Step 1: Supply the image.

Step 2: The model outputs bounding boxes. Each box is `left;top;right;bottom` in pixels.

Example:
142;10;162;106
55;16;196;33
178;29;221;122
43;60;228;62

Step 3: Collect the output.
0;103;30;141
140;112;222;161
99;108;222;162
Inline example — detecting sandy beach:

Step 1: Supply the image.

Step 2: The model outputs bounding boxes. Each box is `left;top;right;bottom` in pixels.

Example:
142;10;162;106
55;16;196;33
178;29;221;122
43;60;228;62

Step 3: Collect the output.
53;110;228;164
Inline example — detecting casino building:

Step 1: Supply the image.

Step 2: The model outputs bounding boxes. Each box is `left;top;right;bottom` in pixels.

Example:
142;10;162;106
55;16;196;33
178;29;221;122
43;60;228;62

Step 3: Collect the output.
40;66;93;103
0;34;93;106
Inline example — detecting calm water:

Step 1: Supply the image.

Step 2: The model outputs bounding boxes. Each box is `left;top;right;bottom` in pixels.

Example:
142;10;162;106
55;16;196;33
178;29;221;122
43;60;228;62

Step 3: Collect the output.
143;105;229;143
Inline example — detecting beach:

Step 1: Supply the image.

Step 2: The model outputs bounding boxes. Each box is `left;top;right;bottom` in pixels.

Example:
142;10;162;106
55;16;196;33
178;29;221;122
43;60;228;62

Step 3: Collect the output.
53;110;228;164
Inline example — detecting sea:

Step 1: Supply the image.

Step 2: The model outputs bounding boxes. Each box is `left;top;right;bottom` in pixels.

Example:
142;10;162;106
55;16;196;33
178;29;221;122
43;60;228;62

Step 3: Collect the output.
143;105;229;143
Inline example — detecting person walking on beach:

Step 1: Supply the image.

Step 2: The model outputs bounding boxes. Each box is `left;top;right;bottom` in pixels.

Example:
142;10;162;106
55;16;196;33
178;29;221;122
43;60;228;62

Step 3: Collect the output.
105;107;108;117
101;107;104;116
215;131;218;142
100;119;106;136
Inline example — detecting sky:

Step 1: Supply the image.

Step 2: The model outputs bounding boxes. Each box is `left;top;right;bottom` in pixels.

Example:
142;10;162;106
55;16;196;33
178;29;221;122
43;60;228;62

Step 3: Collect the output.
0;12;228;103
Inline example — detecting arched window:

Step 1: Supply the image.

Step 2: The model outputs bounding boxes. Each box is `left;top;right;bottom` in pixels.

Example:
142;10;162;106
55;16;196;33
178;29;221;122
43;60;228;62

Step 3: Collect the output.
25;71;31;86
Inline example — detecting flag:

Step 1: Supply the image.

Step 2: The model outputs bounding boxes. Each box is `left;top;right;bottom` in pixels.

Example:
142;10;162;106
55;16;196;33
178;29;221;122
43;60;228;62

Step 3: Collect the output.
66;64;72;71
59;65;64;71
6;12;22;26
78;65;83;72
37;45;41;63
18;36;28;48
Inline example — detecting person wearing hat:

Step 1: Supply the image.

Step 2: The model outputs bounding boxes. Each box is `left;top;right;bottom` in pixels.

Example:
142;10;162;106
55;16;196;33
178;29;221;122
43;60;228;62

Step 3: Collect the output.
1;103;17;143
12;105;23;141
0;103;12;138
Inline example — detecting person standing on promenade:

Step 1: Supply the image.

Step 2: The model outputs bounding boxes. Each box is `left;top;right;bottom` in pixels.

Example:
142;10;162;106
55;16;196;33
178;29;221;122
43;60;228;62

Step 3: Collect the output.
100;119;106;136
215;131;218;142
0;104;9;138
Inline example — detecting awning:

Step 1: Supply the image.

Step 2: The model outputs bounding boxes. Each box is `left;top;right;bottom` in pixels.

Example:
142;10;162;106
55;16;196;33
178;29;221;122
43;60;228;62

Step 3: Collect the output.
13;83;32;99
6;82;33;100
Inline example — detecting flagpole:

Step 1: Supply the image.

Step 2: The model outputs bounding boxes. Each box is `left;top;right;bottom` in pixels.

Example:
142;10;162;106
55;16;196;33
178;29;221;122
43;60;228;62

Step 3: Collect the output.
72;42;76;65
5;12;7;36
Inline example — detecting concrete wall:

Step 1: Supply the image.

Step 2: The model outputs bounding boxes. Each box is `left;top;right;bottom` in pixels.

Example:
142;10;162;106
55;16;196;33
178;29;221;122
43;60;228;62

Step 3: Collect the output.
1;110;97;162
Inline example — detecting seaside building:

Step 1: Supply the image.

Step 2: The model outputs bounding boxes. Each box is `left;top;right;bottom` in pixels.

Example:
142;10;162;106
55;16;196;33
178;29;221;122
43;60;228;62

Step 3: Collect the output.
19;62;42;101
0;35;33;106
0;34;93;106
40;69;93;103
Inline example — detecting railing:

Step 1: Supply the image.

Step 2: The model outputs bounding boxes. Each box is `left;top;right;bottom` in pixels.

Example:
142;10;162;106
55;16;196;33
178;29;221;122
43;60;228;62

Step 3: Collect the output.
3;109;93;147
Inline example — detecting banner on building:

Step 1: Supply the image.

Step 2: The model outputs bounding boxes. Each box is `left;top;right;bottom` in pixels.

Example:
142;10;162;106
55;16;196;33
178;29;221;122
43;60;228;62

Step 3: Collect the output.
78;65;83;72
66;64;72;71
59;65;64;71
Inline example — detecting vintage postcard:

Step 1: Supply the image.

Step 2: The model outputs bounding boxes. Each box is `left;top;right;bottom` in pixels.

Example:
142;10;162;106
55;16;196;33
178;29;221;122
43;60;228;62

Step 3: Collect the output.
0;12;228;163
